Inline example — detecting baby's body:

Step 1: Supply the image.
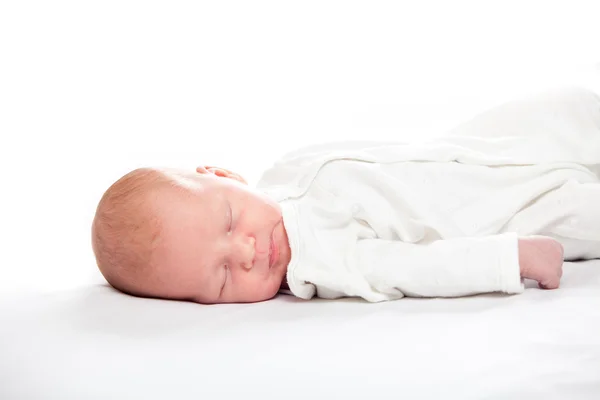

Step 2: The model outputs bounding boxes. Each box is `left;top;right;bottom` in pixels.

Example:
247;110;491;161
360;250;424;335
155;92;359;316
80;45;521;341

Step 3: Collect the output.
260;148;596;302
92;86;600;304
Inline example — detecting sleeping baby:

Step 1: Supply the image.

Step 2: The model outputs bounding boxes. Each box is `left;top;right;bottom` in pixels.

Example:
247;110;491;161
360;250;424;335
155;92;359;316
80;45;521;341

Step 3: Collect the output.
92;86;600;303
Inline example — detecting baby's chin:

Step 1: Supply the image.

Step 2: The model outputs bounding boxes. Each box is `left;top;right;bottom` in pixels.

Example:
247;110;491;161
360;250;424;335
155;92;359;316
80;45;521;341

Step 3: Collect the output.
256;284;284;302
251;275;287;303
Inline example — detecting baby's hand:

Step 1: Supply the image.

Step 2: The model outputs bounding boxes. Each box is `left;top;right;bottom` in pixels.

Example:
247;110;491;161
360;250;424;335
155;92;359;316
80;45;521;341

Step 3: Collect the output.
518;236;564;289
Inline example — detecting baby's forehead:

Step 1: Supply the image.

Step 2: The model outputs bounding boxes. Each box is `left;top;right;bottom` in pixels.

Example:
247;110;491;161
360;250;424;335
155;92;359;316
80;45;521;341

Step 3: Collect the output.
160;180;231;215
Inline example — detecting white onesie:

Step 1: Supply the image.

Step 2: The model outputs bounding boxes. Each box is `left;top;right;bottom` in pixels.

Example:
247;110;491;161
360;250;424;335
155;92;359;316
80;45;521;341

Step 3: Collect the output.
257;87;600;302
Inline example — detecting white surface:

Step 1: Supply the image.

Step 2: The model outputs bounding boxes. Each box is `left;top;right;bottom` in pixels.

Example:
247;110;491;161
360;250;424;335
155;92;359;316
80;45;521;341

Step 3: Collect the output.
1;260;600;399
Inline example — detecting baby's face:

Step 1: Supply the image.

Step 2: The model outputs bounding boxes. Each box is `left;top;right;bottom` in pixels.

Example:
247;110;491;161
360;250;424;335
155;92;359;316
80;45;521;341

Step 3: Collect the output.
150;168;291;303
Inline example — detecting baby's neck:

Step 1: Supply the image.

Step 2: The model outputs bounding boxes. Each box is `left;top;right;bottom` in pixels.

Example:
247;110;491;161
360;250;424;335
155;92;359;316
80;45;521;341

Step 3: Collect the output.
279;277;290;291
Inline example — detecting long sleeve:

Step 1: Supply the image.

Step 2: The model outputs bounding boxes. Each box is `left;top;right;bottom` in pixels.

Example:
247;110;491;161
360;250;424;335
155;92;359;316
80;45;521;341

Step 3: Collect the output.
356;232;524;299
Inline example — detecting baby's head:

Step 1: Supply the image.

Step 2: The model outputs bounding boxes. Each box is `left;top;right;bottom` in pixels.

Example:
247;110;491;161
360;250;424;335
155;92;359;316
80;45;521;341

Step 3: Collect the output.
91;166;291;304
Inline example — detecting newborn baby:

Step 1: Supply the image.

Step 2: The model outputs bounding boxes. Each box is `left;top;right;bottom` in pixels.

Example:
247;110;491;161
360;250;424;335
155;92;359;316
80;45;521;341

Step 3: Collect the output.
92;86;600;303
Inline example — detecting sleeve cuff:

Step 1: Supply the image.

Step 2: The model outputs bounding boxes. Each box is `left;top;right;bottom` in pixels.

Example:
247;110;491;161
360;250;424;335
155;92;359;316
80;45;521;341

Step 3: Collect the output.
499;232;525;294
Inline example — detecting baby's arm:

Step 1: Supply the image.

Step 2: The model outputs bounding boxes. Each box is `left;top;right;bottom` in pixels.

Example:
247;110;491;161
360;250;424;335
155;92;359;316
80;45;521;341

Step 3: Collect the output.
356;233;564;298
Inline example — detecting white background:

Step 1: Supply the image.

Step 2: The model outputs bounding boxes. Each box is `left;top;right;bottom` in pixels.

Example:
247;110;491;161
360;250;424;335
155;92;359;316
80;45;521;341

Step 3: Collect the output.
1;0;598;294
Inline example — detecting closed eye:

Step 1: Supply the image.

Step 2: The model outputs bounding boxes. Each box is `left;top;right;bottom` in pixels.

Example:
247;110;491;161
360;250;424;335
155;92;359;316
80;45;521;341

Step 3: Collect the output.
220;265;228;297
227;204;233;232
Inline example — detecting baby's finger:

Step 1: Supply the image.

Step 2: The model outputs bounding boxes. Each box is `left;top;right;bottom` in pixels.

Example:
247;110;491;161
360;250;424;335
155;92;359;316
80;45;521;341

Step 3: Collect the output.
539;277;560;290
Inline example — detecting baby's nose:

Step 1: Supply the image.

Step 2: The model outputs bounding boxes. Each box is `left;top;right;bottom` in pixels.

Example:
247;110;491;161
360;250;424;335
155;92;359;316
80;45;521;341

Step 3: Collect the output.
237;236;256;270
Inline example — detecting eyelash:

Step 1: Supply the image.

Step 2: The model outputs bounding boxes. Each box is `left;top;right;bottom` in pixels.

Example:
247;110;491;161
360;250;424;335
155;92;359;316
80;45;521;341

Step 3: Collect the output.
220;265;228;296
